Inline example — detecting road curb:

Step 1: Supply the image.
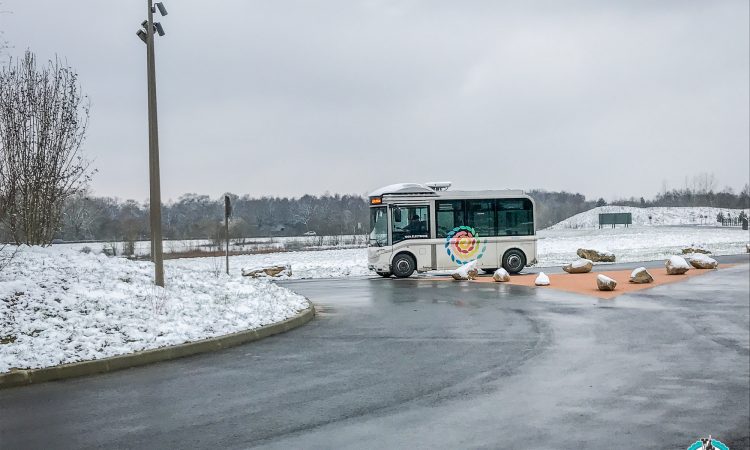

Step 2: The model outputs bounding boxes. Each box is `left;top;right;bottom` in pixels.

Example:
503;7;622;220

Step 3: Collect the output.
0;301;315;389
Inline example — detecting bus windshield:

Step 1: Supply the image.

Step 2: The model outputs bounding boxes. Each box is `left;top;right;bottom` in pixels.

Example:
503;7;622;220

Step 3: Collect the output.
369;207;388;247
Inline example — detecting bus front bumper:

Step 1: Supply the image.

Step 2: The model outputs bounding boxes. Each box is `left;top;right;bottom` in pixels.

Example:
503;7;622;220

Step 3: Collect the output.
367;248;392;273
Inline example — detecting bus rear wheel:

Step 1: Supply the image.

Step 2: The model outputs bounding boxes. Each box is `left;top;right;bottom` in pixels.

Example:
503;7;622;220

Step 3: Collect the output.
376;271;392;278
502;250;526;274
481;268;497;274
392;254;416;278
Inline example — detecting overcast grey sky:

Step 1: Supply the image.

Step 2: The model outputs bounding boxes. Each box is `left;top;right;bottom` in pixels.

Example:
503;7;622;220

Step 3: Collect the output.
1;0;748;201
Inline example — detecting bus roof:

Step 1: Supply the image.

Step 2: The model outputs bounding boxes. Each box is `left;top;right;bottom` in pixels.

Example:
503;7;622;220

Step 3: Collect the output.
369;183;525;200
368;183;436;197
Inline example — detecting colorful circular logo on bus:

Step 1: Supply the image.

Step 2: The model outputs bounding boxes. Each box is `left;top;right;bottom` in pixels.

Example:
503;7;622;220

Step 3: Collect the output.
445;226;486;265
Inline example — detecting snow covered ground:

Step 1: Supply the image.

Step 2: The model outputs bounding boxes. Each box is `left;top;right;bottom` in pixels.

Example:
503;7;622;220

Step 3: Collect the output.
169;248;371;279
2;222;747;373
0;247;308;373
536;226;748;266
169;226;750;278
550;205;749;229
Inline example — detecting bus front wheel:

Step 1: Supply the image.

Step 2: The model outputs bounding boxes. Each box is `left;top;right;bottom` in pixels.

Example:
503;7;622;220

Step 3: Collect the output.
502;250;526;274
392;254;416;278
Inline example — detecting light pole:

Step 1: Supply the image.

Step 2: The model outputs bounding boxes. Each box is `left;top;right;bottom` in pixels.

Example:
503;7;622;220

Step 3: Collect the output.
137;1;168;286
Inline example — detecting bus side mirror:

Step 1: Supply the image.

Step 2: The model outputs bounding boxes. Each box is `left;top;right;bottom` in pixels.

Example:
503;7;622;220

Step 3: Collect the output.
393;207;402;222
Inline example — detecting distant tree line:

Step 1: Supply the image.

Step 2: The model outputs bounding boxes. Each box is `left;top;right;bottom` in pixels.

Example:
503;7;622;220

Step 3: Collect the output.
52;192;370;242
610;186;750;210
4;168;750;244
610;174;749;210
45;189;603;242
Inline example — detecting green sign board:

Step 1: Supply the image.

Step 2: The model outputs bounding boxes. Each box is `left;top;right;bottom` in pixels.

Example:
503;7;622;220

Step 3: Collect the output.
598;212;632;227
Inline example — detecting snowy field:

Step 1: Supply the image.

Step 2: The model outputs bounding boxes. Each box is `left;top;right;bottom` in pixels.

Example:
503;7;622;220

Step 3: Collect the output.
536;226;749;266
550;205;749;229
170;225;749;278
0;247;308;373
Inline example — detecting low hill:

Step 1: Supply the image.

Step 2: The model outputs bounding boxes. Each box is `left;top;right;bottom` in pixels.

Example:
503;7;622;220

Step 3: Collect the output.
547;206;749;229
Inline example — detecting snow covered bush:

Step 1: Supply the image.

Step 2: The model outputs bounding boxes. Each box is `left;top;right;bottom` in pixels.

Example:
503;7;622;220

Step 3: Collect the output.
0;246;308;372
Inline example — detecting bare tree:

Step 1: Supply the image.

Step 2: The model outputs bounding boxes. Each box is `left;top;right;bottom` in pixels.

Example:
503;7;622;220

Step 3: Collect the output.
292;195;317;232
0;50;93;245
60;189;104;240
690;172;717;195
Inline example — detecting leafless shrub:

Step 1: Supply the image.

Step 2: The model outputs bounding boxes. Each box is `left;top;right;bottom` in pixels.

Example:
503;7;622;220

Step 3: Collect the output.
149;286;169;316
209;256;223;278
0;50;93;245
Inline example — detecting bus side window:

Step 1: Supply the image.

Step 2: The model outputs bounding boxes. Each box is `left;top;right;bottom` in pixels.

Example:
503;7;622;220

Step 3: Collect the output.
466;199;495;237
496;198;534;236
435;200;465;238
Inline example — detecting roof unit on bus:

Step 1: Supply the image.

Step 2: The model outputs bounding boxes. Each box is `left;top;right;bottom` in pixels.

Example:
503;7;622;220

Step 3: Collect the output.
424;181;452;191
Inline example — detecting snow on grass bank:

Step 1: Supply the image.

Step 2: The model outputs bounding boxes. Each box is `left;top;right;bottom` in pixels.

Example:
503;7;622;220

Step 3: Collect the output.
0;246;308;373
549;206;749;229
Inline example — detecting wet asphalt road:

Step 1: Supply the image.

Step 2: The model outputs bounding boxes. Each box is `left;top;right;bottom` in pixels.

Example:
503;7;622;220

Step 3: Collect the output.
1;256;748;449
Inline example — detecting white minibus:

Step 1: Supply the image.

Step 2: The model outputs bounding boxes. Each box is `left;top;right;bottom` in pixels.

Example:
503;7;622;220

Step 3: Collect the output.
367;182;537;278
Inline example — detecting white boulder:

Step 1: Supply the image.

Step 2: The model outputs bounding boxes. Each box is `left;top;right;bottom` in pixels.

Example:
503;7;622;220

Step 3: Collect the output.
562;258;593;274
686;253;718;269
596;274;617;291
492;268;511;282
665;256;690;275
629;267;654;284
451;260;478;281
577;248;615;263
241;264;292;278
535;272;550;286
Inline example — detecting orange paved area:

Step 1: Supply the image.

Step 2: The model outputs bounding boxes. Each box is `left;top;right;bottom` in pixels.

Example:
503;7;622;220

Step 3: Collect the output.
466;266;733;299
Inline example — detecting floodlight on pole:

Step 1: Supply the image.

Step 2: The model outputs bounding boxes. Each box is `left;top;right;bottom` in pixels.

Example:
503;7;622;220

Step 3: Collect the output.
135;0;167;287
136;29;147;43
154;22;165;36
155;2;168;16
